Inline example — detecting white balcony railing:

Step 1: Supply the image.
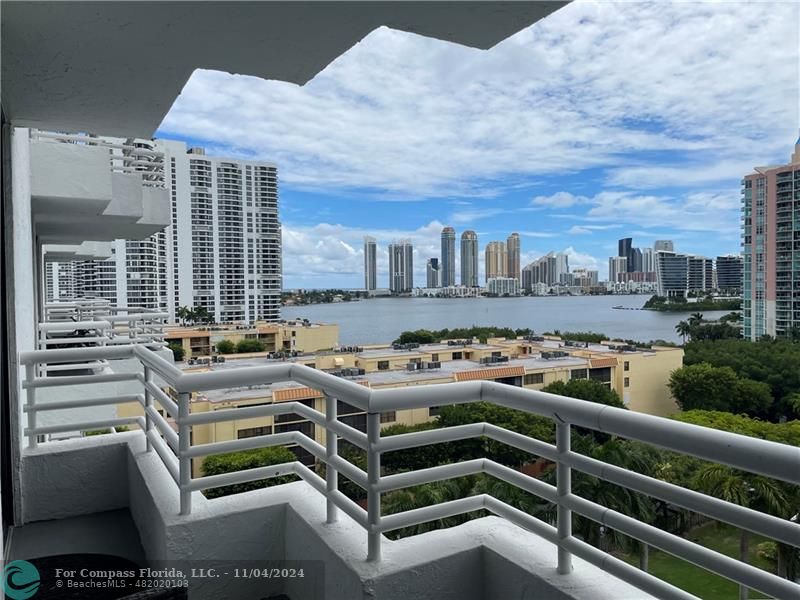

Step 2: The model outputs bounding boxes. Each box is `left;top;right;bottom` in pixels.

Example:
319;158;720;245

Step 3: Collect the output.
18;344;800;600
40;300;167;353
30;130;165;187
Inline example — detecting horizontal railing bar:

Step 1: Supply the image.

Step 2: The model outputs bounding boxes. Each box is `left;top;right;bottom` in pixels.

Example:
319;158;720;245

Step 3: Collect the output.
19;344;135;365
378;419;800;548
377;459;486;493
145;406;178;451
144;380;179;419
484;460;558;504
146;429;179;484
564;450;800;548
187;461;298;492
326;454;368;490
483;495;558;544
185;431;327;465
185;432;302;459
24;372;139;389
484;383;800;486
325;419;368;449
378;494;487;533
105;313;168;322
26;416;142;436
563;494;799;600
293;464;369;528
183;401;336;433
370;380;800;485
559;537;700;600
377;422;486;453
39;320;112;332
484;422;559;460
44;361;110;371
23;394;142;412
43;336;110;345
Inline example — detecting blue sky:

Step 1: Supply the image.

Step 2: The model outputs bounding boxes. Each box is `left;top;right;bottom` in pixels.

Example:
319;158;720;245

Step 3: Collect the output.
156;0;800;288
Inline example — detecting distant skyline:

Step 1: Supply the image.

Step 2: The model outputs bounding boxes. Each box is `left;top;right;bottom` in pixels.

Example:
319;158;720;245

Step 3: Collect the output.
156;1;800;288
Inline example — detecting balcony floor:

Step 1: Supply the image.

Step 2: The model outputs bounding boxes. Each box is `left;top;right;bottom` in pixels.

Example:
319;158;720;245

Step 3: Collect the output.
6;508;146;564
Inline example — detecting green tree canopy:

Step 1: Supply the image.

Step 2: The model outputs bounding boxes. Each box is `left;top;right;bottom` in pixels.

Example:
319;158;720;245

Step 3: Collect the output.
669;363;772;418
684;338;800;421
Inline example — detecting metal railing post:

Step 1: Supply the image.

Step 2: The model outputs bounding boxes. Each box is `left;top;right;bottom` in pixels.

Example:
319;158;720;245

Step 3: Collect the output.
143;365;153;452
367;411;381;561
25;363;38;448
325;394;339;524
178;391;191;515
556;420;573;574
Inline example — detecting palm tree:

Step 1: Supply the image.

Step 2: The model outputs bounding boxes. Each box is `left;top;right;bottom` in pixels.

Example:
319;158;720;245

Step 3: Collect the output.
176;305;189;326
694;464;788;600
193;305;210;324
533;438;656;561
688;312;704;327
675;320;691;344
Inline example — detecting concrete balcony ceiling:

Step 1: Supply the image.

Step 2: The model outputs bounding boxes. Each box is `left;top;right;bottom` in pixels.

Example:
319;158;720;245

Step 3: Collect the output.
1;1;568;137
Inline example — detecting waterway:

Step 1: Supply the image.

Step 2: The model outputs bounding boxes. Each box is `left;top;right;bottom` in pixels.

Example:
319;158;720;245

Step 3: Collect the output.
282;294;730;345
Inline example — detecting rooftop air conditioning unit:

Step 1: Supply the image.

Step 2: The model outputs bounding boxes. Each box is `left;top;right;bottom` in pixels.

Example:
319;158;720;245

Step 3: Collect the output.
407;362;418;371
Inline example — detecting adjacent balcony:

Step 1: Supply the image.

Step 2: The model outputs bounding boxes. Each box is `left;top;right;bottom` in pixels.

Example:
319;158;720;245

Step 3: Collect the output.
7;342;800;600
29;131;169;244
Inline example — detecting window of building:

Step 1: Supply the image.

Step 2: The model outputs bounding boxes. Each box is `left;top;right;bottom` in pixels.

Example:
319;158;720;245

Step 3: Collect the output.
524;373;544;385
429;406;441;417
624;361;630;372
380;411;396;424
624;377;630;388
377;360;390;371
337;400;362;416
274;421;314;437
452;352;463;360
237;426;272;439
431;353;439;362
571;368;588;380
589;367;612;383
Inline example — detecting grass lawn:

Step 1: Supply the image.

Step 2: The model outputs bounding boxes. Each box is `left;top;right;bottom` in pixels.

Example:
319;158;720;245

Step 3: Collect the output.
617;522;776;600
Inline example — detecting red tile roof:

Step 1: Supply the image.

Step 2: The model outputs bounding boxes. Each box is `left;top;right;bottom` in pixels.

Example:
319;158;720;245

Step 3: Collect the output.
454;366;525;382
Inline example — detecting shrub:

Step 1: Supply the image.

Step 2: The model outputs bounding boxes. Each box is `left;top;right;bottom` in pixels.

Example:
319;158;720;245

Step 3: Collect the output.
168;342;185;362
216;340;235;354
235;339;265;353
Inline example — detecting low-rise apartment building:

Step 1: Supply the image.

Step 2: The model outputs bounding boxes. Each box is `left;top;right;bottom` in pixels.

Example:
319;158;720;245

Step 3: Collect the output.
120;335;683;477
165;320;339;358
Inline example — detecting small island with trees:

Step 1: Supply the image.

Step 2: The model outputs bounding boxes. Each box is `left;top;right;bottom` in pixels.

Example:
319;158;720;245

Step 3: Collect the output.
643;294;741;312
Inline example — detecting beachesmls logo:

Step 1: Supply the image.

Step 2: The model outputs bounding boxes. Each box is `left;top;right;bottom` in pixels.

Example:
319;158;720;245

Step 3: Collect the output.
2;560;40;599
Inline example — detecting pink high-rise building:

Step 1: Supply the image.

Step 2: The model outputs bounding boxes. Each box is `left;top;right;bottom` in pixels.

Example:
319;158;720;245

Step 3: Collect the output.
742;136;800;340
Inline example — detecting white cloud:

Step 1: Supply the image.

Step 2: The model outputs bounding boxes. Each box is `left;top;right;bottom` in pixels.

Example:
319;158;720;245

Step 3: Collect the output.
568;226;593;235
584;190;740;234
159;1;799;197
561;246;601;272
532;192;589;208
567;224;620;235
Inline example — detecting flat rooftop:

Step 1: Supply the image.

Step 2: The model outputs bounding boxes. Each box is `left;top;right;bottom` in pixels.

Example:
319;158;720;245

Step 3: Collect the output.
195;354;590;403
